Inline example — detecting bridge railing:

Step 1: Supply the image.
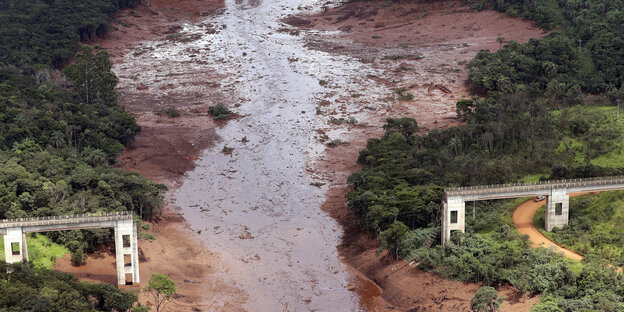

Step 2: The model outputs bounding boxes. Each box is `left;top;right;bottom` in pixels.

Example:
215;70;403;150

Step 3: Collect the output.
445;176;624;197
0;211;134;229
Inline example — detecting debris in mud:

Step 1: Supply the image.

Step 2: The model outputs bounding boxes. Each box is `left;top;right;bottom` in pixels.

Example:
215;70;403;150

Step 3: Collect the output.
282;16;312;27
435;84;451;93
163;25;183;34
326;139;349;147
239;231;254;240
164;32;203;42
240;254;261;264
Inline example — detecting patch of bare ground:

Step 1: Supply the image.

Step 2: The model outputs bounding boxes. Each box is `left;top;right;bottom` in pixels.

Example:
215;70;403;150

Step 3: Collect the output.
52;210;245;312
300;1;546;310
53;0;248;310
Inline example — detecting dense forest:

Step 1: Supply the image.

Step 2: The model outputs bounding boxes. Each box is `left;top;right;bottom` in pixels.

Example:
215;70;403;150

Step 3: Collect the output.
0;0;141;71
0;263;137;311
0;0;158;309
348;0;624;311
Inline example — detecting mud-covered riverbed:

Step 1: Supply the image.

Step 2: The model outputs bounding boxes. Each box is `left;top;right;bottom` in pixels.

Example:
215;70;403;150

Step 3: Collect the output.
163;0;390;310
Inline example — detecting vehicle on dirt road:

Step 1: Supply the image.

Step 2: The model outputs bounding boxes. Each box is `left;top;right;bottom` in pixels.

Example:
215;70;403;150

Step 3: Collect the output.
533;195;546;202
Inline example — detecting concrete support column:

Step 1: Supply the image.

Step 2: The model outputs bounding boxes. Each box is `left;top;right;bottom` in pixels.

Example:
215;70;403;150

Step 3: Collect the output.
114;219;140;285
545;188;569;232
441;196;465;246
3;227;27;263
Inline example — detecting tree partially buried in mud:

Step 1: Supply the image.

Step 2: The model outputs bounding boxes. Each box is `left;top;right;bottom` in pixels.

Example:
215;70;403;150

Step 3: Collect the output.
144;273;177;312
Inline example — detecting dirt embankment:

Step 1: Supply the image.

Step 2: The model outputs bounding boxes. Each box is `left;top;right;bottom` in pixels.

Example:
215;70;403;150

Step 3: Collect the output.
53;1;248;311
295;1;546;310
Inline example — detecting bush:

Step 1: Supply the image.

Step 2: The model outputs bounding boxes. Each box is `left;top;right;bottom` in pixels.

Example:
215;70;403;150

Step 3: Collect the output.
208;103;233;120
71;247;87;265
157;107;180;118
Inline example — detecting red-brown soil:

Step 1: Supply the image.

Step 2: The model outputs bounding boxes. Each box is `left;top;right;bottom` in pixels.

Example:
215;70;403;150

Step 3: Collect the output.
513;195;586;261
302;1;546;310
53;1;248;311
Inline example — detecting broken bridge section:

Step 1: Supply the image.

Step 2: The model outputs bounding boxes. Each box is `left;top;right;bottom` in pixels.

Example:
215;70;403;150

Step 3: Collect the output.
0;212;139;285
441;177;624;246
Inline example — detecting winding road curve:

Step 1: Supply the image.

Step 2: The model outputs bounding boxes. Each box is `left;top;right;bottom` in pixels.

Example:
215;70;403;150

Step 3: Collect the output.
512;197;583;261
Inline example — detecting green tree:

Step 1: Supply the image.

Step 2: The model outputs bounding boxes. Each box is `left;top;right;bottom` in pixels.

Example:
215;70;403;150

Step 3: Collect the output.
497;36;505;49
379;221;408;258
470;286;504;312
530;296;563;312
456;99;475;120
144;273;176;312
63;45;118;105
383;117;418;137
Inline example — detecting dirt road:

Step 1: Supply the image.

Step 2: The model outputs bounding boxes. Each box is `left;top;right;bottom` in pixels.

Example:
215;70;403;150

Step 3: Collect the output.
512;199;583;261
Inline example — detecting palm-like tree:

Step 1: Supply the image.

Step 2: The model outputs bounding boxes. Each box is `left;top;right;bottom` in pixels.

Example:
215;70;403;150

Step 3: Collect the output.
50;131;65;148
448;137;462;156
86;148;107;166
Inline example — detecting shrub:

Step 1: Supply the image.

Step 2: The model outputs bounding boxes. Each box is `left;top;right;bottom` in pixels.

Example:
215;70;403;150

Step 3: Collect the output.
157;107;180;118
208;103;233;120
71;247;86;265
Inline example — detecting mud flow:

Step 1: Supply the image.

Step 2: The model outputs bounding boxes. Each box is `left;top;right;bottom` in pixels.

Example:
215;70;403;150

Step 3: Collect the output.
157;0;390;310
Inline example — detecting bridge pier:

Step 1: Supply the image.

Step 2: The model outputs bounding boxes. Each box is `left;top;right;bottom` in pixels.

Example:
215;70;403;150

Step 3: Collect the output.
546;189;569;232
114;219;140;285
1;213;139;285
3;227;28;263
441;196;465;246
441;177;624;246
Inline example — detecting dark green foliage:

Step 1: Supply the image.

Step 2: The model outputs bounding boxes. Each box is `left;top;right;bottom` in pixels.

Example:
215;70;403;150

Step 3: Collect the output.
63;45;119;105
394;88;414;101
382;117;418;137
543;191;624;265
0;0;162;257
0;0;141;72
456;98;475;120
208;103;233;120
0;68;139;157
70;247;86;265
472;0;624;95
0;262;137;311
347;3;624;310
471;286;503;312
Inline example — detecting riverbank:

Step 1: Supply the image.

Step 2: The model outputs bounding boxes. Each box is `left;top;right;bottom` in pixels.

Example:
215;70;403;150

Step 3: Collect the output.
53;1;249;310
298;1;546;310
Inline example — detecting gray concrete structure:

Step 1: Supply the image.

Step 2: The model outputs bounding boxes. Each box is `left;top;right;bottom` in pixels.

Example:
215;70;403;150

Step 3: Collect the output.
442;177;624;246
0;212;139;285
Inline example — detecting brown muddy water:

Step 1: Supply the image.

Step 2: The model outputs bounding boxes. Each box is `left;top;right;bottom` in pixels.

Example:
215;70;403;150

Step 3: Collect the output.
130;0;391;310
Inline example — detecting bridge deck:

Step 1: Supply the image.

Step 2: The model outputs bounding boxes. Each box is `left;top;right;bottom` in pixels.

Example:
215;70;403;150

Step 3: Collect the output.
0;213;133;233
445;176;624;199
